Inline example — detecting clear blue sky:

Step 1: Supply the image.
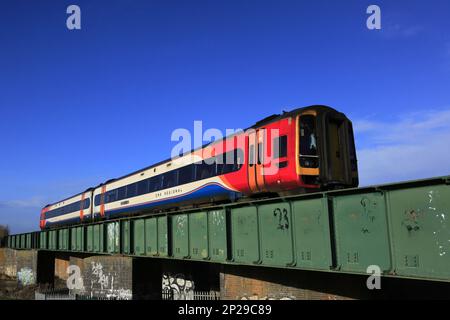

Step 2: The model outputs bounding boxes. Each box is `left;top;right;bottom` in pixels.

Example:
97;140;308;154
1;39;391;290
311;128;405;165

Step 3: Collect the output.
1;0;450;233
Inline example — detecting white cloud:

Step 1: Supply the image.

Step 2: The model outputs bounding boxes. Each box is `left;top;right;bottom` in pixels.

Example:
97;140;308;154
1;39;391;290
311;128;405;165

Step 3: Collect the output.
0;197;44;233
354;109;450;186
0;196;45;209
380;23;423;39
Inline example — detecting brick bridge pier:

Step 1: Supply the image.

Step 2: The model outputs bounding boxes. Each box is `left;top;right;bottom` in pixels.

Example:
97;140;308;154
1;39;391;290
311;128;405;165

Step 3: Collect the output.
1;248;450;299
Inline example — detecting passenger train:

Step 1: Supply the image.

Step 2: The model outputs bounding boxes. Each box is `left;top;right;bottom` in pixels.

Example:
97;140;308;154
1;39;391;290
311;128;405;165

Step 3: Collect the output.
40;105;358;229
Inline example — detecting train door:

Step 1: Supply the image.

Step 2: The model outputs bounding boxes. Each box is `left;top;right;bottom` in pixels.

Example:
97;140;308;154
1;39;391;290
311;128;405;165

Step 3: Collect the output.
247;129;266;192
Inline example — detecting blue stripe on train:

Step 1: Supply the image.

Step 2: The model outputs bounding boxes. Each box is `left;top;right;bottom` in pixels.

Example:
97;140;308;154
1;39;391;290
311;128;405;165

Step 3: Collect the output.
44;184;238;227
105;184;237;218
44;217;83;228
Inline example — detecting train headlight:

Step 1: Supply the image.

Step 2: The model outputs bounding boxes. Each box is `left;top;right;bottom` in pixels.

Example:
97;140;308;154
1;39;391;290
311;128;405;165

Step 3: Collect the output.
300;156;319;168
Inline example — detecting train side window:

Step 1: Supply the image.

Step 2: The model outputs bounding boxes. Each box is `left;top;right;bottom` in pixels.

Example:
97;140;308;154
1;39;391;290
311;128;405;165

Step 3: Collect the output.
162;171;177;189
178;165;194;185
236;149;244;169
106;190;117;203
195;160;216;180
94;195;101;206
117;186;126;200
84;198;90;209
137;179;149;196
257;143;263;165
273;135;287;159
127;183;137;198
104;193;109;204
149;175;162;192
205;160;216;179
219;149;244;174
249;145;255;167
215;153;225;175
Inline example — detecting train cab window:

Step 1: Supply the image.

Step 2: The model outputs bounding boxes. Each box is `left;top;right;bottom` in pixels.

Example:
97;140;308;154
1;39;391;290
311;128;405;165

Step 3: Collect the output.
178;165;193;185
149;175;162;192
137;179;149;195
273;135;287;159
127;183;138;198
300;115;318;156
117;186;126;201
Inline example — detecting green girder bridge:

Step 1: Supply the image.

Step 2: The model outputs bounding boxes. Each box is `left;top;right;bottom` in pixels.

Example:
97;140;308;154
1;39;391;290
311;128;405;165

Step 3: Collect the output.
6;175;450;284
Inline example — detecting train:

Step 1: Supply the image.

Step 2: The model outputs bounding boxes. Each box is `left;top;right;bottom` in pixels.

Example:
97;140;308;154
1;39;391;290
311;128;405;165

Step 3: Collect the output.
40;105;358;229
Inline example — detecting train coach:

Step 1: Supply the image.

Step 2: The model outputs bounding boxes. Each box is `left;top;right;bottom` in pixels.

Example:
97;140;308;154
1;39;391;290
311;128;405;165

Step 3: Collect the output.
40;105;358;229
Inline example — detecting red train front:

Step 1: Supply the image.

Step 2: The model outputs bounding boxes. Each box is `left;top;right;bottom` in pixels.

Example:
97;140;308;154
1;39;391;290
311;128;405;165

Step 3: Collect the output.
200;104;358;196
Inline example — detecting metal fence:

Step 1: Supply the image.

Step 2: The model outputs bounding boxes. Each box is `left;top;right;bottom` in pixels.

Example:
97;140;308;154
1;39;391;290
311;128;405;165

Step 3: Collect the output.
192;291;221;300
35;288;75;300
162;289;220;300
34;288;126;300
35;288;220;300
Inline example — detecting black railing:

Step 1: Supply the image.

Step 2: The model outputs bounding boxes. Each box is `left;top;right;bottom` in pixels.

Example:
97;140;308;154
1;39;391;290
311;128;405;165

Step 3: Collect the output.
162;289;220;300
